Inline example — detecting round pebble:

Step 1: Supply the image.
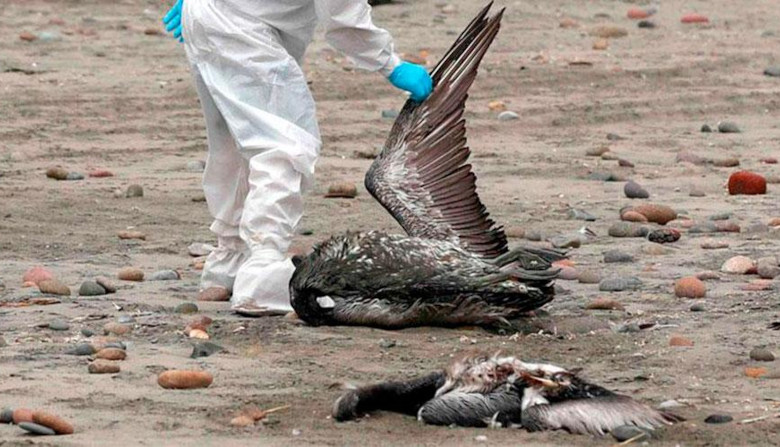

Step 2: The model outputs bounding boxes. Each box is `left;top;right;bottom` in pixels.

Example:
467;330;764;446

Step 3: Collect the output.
18;422;56;436
647;228;681;244
712;158;739;167
721;256;755;274
88;360;120;374
586;146;609;157
704;414;733;424
690;303;706;312
65;172;84;181
626;8;650;20
38;279;71;296
624;180;649;199
95;277;117;293
669;335;694;347
749;347;775;362
1;407;14;424
701;124;712;132
674;277;706;298
765;66;780;77
599;276;642;292
497;111;519;121
32;411;74;435
125;184;144;198
695;271;720;281
757;257;780;279
603;250;633;263
590;25;628;38
79;280;107;296
191;341;223;359
88;169;114;178
198;287;230;302
681;13;709;23
45;167;69;180
48;320;70;331
611;425;649;442
608;222;649;238
158;370;214;389
628;204;677;225
175;302;199;314
585;298;624;311
641;243;672;255
728;171;766;195
717;121;741;133
117;267;144;282
325;182;358;198
96;348;126;361
148;269;180;281
637;20;656;29
23;266;54;285
117;230;146;240
66;343;96;356
103;322;132;336
577;271;601;284
557;266;579;281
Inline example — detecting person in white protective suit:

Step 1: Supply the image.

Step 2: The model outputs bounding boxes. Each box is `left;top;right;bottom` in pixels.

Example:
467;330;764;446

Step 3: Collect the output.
162;0;433;315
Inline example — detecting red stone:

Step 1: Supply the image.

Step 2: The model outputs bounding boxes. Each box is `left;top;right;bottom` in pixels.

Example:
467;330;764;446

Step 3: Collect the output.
728;171;767;195
22;266;54;285
19;32;37;42
681;13;709;24
627;8;650;20
88;170;114;178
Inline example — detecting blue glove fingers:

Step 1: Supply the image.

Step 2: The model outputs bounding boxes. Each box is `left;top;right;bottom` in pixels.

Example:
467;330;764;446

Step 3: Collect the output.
389;62;434;103
173;24;182;39
410;75;433;102
163;0;182;24
165;14;180;32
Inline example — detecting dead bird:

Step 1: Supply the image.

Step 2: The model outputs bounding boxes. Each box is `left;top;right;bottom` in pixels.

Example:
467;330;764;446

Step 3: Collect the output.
290;4;565;329
333;351;683;435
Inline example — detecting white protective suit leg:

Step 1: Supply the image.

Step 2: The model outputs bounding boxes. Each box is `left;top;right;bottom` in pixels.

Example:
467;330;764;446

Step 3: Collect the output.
183;0;321;312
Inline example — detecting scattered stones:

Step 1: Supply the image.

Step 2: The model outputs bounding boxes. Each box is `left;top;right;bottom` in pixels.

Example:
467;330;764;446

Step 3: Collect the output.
158;370;214;389
325;182;358;198
669;335;694;347
79;280;107;296
186;160;205;172
88;360;120;374
757;257;780;279
117;267;144;282
125;184;144;198
45;167;69;180
608;222;648;238
701;124;712;132
712;158;740;167
765;66;780;77
749;347;775;362
721;256;755;274
13;408;34;424
590;25;628;39
567;208;596;221
578;271;601;284
23;266;54;285
148;269;180;281
198;287;230;302
48;320;70;331
611;425;649;442
88;169;114;178
18;422;56;436
117;230;146;240
717;121;741;133
586;146;610;157
704;414;733;424
96;348;126;361
585;297;624;311
674;277;706;298
603;250;633;263
599;276;642;292
626;204;677;225
620;210;648;223
175;302;199;314
728;171;767;195
497;111;519;121
681;13;709;24
103;322;132;336
191;341;223;359
66;343;96;356
623;180;649;199
32;411;74;435
647;228;681;244
38;280;71;296
641;243;672;255
95;277;117;293
188;242;215;257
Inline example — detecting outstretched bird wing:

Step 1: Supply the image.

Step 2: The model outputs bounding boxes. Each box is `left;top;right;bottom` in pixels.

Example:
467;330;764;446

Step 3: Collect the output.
365;3;507;259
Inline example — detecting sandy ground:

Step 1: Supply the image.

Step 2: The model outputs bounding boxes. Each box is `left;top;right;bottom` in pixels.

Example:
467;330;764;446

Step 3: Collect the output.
2;0;780;445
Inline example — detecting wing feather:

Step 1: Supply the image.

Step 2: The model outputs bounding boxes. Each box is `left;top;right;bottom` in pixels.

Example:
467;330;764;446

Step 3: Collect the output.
366;3;507;259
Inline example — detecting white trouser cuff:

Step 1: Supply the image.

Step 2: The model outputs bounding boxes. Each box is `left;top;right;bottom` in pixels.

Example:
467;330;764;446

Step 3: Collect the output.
231;255;295;313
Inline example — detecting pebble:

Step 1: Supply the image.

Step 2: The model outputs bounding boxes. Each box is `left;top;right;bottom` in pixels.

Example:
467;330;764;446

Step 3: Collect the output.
95;276;117;293
117;315;135;324
588;171;624;182
189;329;209;339
557;267;579;281
578;271;601;284
88;360;120;374
45;167;69;180
585;298;624;311
607;133;626;141
13;408;34;424
599;276;642;292
559;18;578;28
616;323;640;333
627;204;677;225
769;218;780;227
381;109;399;119
608;222;649;238
743;279;775;291
695;271;721;281
689;188;706;197
117;230;146;240
497;111;519;121
701;124;712;132
66;343;96;356
658;400;683;410
637;20;656;29
125;184;144;198
592;39;608;50
175;302;199;314
641;243;672;255
647;228;681;244
96;348;127;361
325;182;358;198
676;151;708;165
603;250;633;263
504;227;525;239
626;8;650;20
23;266;54;285
765;66;780;77
590;25;628;39
621;210;648;223
586;146;610;156
148;269;180;281
487;100;506;112
18;422;56;436
717;121;741;133
65;172;84;181
617;158;634;168
474;435;487;443
669;335;694;347
549;235;580;249
601;152;618;161
690;303;706;312
117;267;144;281
88;169;114;178
188;242;216;257
103;322;132;336
674;277;706;298
81;328;95;337
186;316;213;332
681;13;709;24
198;287;230;302
158;370;214;389
186;160;205;172
79;280;107;296
704;414;733;424
0;408;12;424
624;180;649;199
712;157;740;167
567;208;596;221
48;319;70;331
757;257;780;279
38;279;71;296
611;425;649;442
762;158;778;164
709;212;732;221
749;347;775;362
728;171;767;195
721;256;755;274
191;341;224;359
19;31;38;42
32;411;74;435
716;221;740;233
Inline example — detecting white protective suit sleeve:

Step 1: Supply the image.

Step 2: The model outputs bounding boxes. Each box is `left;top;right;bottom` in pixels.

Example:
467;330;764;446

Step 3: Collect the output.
315;0;402;77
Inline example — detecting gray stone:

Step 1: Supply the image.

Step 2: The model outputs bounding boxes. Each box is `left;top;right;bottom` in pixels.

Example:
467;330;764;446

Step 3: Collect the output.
381;109;399;119
65;172;84;180
689;188;706;197
599;276;643;292
624;180;649;199
611;425;650;442
749;347;775;362
705;414;733;424
637;20;655;29
0;407;13;424
567;208;596;221
524;231;544;242
549;235;580;249
606;133;625;141
497;111;519;121
718;121;741;133
188;242;215;257
18;422;56;436
48;320;70;331
709;212;732;221
689;222;718;234
191;341;224;359
578;271;601;284
81;328;95;337
616;323;640;333
117;315;135;324
0;336;6;348
701;124;712;132
148;269;180;281
38;31;62;42
588;171;623;182
186;160;205;172
764;66;780;77
757;257;780;279
690;303;706;312
658;400;683;410
608;222;649;238
79;280;107;296
125;184;144;198
603;250;634;263
175;302;199;314
66;343;96;356
379;339;397;349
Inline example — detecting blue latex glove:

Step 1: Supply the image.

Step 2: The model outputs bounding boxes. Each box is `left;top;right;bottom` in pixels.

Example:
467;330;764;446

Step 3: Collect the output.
388;62;433;103
162;0;184;42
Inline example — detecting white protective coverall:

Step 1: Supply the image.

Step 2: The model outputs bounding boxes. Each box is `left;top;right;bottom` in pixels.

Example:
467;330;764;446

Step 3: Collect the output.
181;0;401;313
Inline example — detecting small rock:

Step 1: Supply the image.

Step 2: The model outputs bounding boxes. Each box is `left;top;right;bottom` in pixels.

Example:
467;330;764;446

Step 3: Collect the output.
621;210;648;223
728;171;767;195
191;341;224;359
604;250;633;263
704;414;733;424
66;343;96;356
23;266;54;285
95;276;117;293
578;271;601;284
157;370;214;389
765;66;780;77
79;280;107;296
658;400;683;410
616;323;640;333
549;235;580;249
559;18;578;28
590;25;628;39
585;298;624;311
743;279;775;291
592;39;608;50
761;158;778;164
19;32;38;42
188;242;216;257
586;146;610;156
325;182;358;198
626;8;651;20
32;411;74;435
65;172;84;181
627;204;677;225
669;335;694;347
175;302;199;314
617;158;634;168
38;279;71;296
18;422;56;436
676;151;708;165
557;267;579;281
81;328;95;337
637;20;656;29
647;228;681;244
198;287;230;302
144;27;162;36
674;277;706;298
117;230;146;240
601;152;619;161
117;267;144;282
0;407;13;424
88;169;114;178
690;303;706;312
46;320;69;331
721;256;755;274
701;124;712;132
689;188;706;197
96;348;127;361
599;276;642;292
487;100;506;112
13;409;34;424
606;133;625;141
189;329;209;339
608;222;649;238
381;109;399;119
717;121;741;133
681;13;709;24
148;269;180;281
749;347;775;362
125;184;144;198
757;257;780;279
641;243;672;255
567;208;596;221
611;425;649;442
186;160;205;172
103;322;132;336
45;167;69;180
88;360;120;374
709;212;732;221
624;180;649;199
504;227;525;239
695;271;721;281
712;158;740;168
497;111;519;121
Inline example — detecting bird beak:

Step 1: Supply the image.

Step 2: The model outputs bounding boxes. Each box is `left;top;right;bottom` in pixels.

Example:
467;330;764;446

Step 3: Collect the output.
520;372;560;389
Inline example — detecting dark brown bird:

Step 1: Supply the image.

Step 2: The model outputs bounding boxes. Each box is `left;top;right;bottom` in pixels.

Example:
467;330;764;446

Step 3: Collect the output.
290;4;564;329
333;351;683;436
